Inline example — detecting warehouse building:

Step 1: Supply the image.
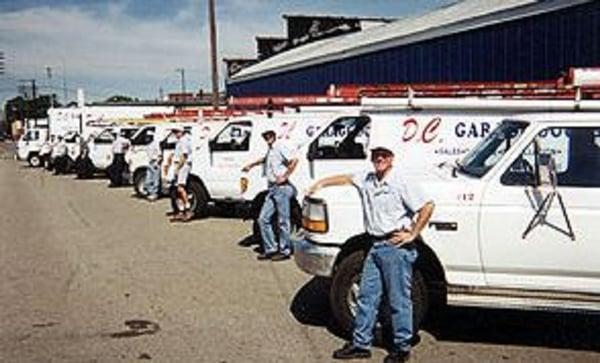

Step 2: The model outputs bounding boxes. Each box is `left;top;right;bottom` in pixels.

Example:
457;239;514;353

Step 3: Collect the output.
226;0;600;97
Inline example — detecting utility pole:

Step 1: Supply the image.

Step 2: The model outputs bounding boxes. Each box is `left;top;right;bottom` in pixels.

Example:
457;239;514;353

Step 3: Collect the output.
46;66;54;107
208;0;219;109
176;68;186;95
62;60;68;104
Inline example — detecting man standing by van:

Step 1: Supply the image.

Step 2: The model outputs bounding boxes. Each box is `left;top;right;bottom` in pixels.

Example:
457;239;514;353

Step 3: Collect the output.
170;126;193;222
307;140;434;363
109;129;131;187
144;137;162;201
242;130;298;261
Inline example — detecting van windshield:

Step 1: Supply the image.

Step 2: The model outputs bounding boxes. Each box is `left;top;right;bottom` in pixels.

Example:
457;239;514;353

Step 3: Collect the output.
309;116;370;159
458;120;528;178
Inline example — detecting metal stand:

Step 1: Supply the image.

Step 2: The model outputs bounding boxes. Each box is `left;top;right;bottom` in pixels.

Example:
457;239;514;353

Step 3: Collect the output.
522;189;576;241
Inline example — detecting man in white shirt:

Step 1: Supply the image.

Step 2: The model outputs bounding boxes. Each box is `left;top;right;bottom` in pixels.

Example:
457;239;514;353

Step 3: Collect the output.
108;129;131;187
169;127;193;222
144;137;162;201
308;140;434;363
242;129;298;261
40;135;54;170
52;136;69;175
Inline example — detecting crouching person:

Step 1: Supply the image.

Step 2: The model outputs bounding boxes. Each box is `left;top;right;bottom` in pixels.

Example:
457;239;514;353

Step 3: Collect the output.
307;140;434;363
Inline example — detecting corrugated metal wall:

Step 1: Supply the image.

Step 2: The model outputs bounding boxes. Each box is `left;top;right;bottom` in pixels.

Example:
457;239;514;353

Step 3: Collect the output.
227;1;600;96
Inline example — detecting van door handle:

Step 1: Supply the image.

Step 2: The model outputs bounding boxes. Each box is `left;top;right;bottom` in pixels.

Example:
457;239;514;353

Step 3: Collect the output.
429;221;458;231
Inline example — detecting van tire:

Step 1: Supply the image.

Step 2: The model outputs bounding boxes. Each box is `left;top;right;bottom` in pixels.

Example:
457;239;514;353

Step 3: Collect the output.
28;153;41;168
188;179;209;218
329;250;429;338
133;169;148;198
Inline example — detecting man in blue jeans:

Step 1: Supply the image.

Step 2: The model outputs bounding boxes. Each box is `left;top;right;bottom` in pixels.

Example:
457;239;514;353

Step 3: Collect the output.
307;139;434;363
242;129;298;262
144;137;162;201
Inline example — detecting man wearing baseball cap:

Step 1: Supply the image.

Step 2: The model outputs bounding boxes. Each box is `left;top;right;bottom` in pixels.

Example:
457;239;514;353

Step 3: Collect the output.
242;128;298;261
169;126;194;222
307;139;434;363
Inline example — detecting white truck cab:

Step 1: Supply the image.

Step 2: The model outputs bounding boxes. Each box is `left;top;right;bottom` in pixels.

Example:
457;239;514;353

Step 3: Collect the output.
16;126;49;167
77;125;138;178
241;101;543;233
127;121;225;198
188;111;352;218
297;112;600;334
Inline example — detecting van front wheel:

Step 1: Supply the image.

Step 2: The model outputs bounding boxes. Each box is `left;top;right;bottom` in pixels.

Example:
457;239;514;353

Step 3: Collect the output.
329;250;429;338
133;169;148;198
187;179;209;218
28;153;41;168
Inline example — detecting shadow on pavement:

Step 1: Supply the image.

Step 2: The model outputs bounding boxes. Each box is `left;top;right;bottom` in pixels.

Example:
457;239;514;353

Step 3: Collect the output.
291;277;600;352
424;306;600;351
290;277;347;339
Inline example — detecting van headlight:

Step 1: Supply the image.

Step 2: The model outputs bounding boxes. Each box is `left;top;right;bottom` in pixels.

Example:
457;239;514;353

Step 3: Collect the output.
302;196;329;233
240;176;249;193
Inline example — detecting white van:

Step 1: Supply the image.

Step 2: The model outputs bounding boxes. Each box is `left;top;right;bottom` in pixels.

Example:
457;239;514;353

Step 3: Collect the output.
241;99;551;235
127;121;226;198
76;126;138;178
187;111;352;218
296;111;600;334
16;126;49;167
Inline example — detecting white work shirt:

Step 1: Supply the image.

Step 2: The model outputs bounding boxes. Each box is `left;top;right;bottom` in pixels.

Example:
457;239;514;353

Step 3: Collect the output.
146;139;161;162
173;134;192;165
111;135;130;154
40;141;51;155
351;167;431;237
53;140;68;157
265;140;295;185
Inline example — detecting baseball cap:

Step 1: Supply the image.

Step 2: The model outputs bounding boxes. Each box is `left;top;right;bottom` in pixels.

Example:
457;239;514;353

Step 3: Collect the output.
261;129;276;138
369;138;396;155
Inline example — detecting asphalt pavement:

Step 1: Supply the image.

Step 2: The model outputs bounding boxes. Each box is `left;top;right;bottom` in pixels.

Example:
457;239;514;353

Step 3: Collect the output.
1;142;599;362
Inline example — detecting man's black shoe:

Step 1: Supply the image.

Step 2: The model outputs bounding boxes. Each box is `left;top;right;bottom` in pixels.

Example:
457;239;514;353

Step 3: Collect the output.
270;253;291;262
383;350;410;363
256;253;276;261
332;343;371;360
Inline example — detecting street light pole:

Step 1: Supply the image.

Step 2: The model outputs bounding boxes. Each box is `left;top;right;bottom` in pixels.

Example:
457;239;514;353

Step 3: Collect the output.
208;0;219;109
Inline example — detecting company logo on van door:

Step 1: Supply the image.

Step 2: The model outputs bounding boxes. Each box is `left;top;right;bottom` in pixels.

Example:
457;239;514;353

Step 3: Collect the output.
455;121;493;138
402;117;442;143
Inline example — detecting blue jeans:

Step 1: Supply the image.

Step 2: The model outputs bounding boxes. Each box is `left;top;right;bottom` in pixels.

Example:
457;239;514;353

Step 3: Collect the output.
144;160;160;197
258;183;296;255
352;242;418;352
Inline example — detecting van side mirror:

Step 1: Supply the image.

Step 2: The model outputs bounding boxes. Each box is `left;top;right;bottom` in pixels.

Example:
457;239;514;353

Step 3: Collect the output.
307;142;317;161
209;138;216;151
536;152;557;188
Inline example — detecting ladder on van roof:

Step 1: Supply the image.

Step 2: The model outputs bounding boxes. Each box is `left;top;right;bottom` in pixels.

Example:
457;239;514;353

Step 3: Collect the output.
227;67;600;109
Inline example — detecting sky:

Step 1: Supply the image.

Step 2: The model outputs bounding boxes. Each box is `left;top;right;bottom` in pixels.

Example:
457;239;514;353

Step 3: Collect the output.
0;0;455;104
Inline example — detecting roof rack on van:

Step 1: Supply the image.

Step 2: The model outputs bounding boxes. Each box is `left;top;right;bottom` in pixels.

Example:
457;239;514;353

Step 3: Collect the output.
330;68;600;101
225;67;600;110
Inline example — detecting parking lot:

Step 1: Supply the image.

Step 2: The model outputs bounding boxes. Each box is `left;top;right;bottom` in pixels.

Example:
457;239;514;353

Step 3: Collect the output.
1;141;600;363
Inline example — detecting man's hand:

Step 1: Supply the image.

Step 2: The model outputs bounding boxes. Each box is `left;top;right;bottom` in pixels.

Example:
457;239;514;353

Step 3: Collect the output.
306;183;319;196
390;229;416;246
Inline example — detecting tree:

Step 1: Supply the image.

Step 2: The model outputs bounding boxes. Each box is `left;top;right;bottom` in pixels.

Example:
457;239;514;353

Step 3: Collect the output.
105;95;134;103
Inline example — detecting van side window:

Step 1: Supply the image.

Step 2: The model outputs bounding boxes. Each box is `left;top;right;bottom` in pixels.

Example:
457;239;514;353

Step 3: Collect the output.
310;116;370;159
132;127;155;146
501;127;600;187
95;131;115;145
211;121;252;152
